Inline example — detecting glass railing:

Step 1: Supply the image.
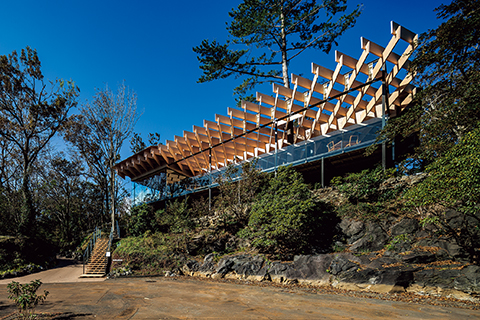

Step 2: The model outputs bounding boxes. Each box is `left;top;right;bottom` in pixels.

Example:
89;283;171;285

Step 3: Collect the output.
132;118;382;205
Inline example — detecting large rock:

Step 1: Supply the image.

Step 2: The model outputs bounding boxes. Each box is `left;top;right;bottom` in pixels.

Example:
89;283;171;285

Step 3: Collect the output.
339;219;365;244
337;266;415;293
391;218;419;236
287;255;334;282
329;254;358;275
265;261;295;283
454;265;480;294
350;222;388;252
210;254;267;280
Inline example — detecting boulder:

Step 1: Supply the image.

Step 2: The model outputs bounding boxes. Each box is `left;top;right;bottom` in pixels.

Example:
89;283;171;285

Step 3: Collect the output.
339;266;415;292
214;254;266;280
391;218;419;236
350;222;388;252
454;265;480;294
290;255;334;280
339;219;365;244
266;261;295;283
329;255;358;275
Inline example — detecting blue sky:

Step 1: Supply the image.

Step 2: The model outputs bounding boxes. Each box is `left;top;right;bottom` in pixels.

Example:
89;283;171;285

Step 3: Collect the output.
0;0;444;160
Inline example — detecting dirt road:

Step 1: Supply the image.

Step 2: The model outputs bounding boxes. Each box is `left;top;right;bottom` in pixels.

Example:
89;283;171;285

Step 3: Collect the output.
1;276;479;319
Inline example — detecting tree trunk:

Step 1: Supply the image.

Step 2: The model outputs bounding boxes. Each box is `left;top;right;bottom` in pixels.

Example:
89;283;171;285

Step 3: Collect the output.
110;158;115;231
280;5;289;89
20;168;35;236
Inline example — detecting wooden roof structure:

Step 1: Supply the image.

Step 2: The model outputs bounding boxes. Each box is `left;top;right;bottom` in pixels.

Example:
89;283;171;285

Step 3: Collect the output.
115;22;417;184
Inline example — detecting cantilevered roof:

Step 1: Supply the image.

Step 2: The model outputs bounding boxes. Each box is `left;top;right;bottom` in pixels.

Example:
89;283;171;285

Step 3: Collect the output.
115;21;417;183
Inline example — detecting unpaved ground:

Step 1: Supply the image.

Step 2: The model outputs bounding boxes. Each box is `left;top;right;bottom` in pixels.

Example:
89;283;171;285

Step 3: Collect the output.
0;258;105;285
1;276;480;319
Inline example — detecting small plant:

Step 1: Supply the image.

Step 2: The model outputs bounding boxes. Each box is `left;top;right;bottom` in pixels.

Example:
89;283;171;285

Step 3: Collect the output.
7;279;49;319
385;234;410;251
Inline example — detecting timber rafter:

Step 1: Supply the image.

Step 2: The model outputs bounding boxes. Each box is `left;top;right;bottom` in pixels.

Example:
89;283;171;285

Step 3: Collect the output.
115;22;417;184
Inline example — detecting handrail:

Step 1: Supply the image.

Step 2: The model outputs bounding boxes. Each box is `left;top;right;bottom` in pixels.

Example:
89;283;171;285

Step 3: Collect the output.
83;227;101;274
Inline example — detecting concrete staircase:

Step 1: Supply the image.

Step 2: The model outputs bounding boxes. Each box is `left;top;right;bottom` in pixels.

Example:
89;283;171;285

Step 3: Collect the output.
81;238;109;277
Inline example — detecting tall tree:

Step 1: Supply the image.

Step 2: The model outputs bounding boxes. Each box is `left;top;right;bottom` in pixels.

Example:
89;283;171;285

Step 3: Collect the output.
193;0;361;99
65;82;140;229
129;132;162;154
0;47;78;236
378;0;480;163
38;154;103;249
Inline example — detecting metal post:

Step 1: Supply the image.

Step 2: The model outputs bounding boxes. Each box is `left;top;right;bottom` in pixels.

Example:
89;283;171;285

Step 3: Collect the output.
274;120;278;177
304;141;307;163
341;131;344;152
208;148;212;212
381;63;388;170
321;157;324;188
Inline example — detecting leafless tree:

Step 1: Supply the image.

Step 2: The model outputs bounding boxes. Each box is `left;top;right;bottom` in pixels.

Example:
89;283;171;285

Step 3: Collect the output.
67;82;140;229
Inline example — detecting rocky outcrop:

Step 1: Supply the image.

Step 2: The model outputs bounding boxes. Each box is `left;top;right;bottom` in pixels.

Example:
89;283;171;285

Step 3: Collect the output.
178;210;480;301
180;252;480;301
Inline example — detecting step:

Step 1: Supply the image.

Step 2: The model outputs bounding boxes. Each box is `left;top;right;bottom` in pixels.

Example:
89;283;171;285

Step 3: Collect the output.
83;238;110;276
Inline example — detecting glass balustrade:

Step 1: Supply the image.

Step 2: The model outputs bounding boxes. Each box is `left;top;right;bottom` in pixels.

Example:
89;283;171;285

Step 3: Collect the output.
132;118;382;205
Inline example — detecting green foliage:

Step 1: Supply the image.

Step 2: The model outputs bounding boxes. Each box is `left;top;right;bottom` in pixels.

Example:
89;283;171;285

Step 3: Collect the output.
158;198;196;233
130;132;162;153
333;167;405;221
189;196;210;219
126;204;158;236
0;47;79;236
376;0;480;163
405;127;480;215
214;160;266;230
334;167;398;203
127;198;198;236
114;232;188;274
0;236;56;273
193;0;361;99
402;126;480;262
240;166;330;259
385;234;410;252
7;279;49;319
37;155;104;250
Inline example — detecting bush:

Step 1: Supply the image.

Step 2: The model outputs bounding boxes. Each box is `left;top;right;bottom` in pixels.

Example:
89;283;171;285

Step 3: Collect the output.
404;126;480;262
240;166;328;259
126;203;158;236
332;167;406;221
334;166;397;203
113;232;188;274
157;198;196;233
214;160;266;231
7;279;49;319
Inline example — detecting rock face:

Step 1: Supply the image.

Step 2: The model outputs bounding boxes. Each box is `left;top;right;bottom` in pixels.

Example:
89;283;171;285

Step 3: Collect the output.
179;211;480;301
182;251;480;301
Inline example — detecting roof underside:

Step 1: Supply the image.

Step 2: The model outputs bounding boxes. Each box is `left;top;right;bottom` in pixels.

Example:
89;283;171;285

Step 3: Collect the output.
115;21;418;183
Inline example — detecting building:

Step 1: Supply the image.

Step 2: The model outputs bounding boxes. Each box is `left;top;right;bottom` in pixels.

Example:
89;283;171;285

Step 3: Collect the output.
115;22;417;206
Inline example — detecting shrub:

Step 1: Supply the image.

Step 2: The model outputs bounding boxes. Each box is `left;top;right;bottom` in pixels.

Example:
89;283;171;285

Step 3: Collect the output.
404;126;480;262
332;166;406;221
7;279;49;319
126;203;157;236
157;198;196;233
334;166;397;203
113;232;188;274
214;160;266;231
240;166;327;259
